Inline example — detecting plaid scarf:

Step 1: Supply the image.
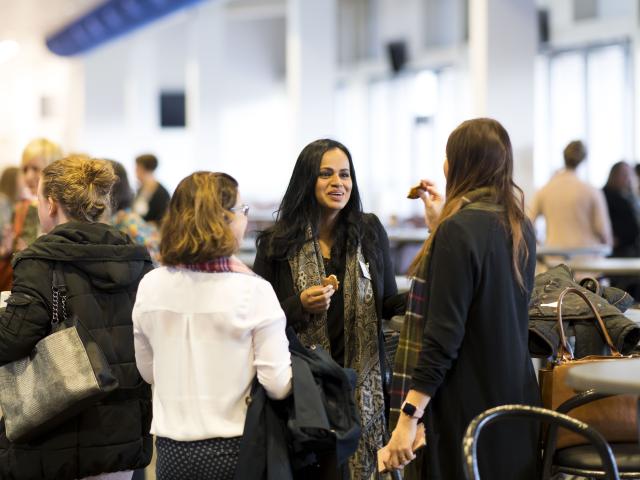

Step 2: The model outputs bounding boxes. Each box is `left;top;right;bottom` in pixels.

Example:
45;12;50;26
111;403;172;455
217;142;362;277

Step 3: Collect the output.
388;275;427;430
180;255;255;275
388;187;503;430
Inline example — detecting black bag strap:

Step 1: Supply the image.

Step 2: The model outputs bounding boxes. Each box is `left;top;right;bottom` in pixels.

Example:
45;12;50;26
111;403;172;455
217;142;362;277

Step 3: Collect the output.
51;262;68;326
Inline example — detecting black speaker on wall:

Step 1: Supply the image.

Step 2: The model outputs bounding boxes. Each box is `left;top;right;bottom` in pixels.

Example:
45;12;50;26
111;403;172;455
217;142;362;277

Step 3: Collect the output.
386;40;408;74
538;9;550;45
160;91;186;128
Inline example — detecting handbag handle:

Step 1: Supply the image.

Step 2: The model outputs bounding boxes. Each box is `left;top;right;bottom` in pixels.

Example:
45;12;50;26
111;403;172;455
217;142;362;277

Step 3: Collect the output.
556;287;621;362
51;263;68;326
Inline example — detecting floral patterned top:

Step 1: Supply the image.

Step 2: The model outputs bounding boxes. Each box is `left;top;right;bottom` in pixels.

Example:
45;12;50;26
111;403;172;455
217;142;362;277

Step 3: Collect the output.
111;208;160;266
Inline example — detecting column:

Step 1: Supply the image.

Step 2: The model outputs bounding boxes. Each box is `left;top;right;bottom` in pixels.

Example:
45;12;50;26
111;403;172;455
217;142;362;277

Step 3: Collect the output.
468;0;537;199
287;0;336;149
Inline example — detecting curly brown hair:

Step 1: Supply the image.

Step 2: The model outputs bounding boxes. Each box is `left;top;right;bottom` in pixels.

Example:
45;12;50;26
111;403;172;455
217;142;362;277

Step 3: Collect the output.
41;155;116;223
160;172;239;265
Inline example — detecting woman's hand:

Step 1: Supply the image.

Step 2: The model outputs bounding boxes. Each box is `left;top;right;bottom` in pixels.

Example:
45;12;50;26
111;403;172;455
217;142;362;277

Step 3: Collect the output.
300;285;335;314
384;415;419;471
415;179;444;231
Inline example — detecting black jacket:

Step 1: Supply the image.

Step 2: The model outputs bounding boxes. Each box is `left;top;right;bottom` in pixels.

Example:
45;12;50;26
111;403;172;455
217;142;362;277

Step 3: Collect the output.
528;264;640;359
235;331;360;480
411;210;540;480
253;214;406;391
0;222;154;480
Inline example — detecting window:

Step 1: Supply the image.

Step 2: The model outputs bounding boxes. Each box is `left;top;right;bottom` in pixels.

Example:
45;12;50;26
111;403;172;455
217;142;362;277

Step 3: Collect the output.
535;42;632;188
335;68;459;222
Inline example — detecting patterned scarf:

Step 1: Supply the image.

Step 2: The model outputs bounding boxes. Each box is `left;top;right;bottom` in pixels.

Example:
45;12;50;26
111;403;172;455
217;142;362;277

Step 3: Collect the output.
388;187;503;429
288;230;385;480
179;255;256;275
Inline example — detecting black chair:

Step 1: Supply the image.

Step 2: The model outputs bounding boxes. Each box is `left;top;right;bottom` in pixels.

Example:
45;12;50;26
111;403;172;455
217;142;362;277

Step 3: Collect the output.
462;404;620;480
542;389;640;479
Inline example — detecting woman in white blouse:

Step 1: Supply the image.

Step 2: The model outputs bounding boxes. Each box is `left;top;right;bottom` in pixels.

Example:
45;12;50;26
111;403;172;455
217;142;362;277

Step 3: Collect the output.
132;172;292;480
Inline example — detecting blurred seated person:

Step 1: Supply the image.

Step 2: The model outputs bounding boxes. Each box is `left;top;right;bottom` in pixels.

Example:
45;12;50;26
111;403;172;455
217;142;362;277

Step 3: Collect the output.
110;161;161;266
603;162;640;257
530;140;612;249
603;161;640;297
133;153;170;226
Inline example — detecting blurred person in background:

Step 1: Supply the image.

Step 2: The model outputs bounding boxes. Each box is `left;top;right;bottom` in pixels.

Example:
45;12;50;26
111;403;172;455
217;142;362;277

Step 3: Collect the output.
109;161;160;266
14;138;63;251
254;138;406;480
0;166;22;289
530;140;612;249
133;153;170;226
0;139;63;290
603;161;640;297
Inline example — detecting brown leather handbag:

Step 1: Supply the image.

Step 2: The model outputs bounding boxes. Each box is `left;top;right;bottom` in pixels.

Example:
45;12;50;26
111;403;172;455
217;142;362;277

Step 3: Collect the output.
539;287;638;449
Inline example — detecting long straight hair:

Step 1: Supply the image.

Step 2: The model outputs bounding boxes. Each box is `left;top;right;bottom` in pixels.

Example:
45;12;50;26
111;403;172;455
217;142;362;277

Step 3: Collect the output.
408;118;529;289
257;139;376;266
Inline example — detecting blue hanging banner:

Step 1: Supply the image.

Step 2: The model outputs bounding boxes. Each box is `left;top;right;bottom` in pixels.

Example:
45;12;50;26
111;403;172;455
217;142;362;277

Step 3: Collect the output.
46;0;208;56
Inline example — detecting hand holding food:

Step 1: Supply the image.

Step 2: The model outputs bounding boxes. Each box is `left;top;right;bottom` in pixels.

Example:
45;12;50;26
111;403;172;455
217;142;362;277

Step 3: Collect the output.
322;274;339;291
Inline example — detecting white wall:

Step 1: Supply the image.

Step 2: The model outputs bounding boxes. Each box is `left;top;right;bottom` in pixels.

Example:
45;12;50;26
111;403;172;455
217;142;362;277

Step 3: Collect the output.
0;37;82;166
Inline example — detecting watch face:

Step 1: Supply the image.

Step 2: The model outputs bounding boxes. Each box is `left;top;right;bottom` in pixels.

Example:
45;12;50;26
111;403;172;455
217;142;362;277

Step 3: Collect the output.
402;402;417;416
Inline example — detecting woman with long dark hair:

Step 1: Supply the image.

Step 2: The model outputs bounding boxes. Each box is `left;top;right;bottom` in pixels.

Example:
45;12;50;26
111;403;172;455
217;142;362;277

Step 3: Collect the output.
383;118;540;479
254;139;406;479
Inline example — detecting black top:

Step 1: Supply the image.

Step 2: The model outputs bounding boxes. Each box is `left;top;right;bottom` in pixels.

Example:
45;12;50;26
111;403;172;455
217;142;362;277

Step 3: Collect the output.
324;255;345;366
0;222;153;480
603;186;640;257
137;182;170;224
253;214;406;385
411;209;540;480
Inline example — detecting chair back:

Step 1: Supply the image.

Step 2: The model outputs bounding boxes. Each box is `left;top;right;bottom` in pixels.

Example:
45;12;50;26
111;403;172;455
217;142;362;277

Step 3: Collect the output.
462;404;619;480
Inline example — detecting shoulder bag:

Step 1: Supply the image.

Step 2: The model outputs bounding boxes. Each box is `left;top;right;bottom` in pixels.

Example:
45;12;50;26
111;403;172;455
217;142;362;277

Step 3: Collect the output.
539;287;638;449
0;263;119;442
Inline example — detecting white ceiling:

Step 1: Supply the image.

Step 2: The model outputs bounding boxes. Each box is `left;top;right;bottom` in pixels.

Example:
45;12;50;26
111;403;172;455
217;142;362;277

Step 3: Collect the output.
0;0;106;44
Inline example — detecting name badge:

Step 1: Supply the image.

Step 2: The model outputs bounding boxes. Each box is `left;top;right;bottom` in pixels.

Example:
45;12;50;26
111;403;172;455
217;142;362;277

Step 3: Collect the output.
359;259;371;280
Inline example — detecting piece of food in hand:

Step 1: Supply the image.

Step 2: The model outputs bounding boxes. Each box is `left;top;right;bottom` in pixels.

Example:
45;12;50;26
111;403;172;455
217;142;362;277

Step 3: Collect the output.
407;184;424;199
322;274;340;291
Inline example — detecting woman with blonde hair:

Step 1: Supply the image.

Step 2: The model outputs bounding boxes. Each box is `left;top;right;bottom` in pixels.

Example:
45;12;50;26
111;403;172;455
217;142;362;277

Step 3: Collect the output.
14;138;63;250
133;172;292;480
0;155;154;480
383;118;540;479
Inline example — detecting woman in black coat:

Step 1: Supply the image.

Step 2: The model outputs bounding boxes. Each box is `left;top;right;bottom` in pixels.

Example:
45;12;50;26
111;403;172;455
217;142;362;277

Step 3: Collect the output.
254;139;406;479
0;156;153;480
383;118;540;479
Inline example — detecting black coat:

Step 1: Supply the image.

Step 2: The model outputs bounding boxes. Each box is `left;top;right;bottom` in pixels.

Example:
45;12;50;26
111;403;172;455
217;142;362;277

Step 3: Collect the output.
411;209;540;480
253;214;406;386
235;331;361;480
0;222;154;480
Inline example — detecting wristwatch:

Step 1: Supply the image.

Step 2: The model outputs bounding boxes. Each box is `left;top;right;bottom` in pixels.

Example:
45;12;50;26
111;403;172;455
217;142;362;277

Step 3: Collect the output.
401;401;424;419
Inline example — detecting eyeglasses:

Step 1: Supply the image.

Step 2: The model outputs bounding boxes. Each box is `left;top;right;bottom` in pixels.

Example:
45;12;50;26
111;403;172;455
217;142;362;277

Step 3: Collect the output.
230;204;250;217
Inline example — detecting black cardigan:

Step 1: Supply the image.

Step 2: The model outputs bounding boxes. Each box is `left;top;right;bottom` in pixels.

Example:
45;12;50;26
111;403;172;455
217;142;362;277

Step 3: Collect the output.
0;222;153;480
411;209;540;480
253;214;406;382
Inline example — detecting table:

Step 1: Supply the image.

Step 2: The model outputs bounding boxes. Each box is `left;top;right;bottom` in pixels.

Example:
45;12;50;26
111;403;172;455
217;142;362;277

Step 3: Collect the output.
536;245;612;259
536;245;612;269
566;358;640;395
565;258;640;276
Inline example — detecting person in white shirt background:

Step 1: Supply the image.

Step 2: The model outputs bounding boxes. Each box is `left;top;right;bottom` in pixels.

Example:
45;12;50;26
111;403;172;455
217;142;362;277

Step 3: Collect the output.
132;171;292;480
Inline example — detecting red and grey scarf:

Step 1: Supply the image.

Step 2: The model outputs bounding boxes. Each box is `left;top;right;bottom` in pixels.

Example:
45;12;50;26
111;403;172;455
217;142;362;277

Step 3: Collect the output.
180;255;255;275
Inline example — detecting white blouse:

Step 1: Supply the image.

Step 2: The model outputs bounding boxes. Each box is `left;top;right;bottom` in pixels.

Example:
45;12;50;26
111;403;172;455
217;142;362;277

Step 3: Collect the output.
132;267;292;441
